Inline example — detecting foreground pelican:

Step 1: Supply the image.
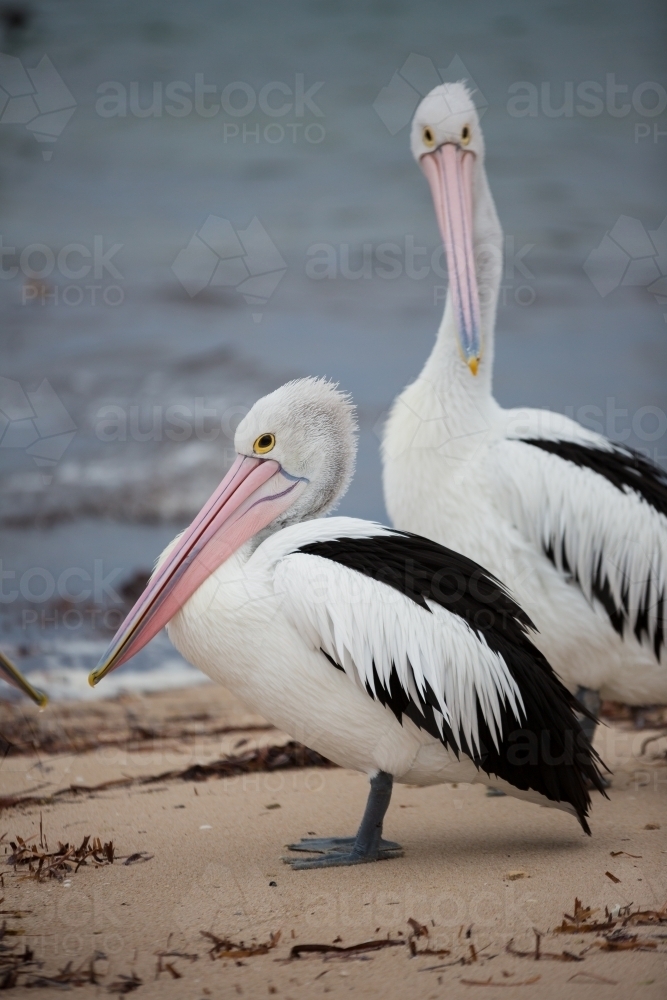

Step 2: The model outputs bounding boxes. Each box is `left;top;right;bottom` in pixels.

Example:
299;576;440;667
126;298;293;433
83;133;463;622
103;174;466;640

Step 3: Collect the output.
0;650;47;706
91;379;605;867
383;83;667;741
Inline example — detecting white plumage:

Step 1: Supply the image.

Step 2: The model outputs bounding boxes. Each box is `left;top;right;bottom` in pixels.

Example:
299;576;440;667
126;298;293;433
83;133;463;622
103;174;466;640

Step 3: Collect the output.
167;516;520;784
92;378;605;866
383;82;667;712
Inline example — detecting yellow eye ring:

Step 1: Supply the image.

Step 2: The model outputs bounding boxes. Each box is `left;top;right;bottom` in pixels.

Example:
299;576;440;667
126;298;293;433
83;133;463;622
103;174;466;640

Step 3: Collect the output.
461;125;471;146
253;432;276;455
422;125;436;148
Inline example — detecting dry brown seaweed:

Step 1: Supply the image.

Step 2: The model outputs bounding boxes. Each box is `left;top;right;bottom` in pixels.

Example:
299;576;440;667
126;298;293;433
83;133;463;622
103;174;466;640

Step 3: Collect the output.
7;834;114;882
554;898;615;934
0;741;335;812
202;930;281;960
0;695;275;757
460;975;541;987
594;931;657;952
107;971;142;994
506;929;584;962
289;937;404;959
155;948;198;979
24;951;107;989
122;852;153;866
0;926;40;990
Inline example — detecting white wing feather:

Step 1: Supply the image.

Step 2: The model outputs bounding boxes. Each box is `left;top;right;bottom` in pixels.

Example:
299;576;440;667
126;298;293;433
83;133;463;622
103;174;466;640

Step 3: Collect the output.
256;519;526;757
494;409;667;656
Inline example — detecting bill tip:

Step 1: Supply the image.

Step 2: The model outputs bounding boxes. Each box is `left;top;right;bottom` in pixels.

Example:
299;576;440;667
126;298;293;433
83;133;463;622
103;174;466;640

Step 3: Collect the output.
468;357;479;376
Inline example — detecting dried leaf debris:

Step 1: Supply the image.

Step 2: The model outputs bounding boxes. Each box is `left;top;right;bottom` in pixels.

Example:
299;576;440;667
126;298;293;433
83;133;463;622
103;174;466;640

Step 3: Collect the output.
25;952;108;990
517;898;667;960
123;852;154;866
406;918;451;958
7;834;114;882
555;897;667;937
0;901;661;992
460;974;541;987
106;970;142;994
0;923;107;991
0;741;335;812
289;937;405;959
155;948;198;981
0;924;40;990
506;929;584;963
554;898;615;935
0;689;274;757
203;930;281;960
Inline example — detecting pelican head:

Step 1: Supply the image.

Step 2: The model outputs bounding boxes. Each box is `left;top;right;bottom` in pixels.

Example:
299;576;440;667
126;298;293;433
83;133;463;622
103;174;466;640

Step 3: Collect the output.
234;377;357;529
410;82;483;375
89;378;357;686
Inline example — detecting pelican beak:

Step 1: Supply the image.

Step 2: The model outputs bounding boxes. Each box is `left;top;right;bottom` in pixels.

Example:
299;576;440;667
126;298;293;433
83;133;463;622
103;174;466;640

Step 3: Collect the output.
89;454;305;687
0;650;48;707
421;144;481;374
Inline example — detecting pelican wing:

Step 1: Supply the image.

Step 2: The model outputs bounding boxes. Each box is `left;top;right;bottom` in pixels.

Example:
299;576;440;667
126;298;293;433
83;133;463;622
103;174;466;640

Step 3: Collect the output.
259;517;604;819
494;411;667;661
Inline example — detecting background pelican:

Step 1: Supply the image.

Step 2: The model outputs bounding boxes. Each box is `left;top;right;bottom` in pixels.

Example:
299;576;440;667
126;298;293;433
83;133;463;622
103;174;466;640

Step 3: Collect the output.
382;83;667;742
90;378;605;868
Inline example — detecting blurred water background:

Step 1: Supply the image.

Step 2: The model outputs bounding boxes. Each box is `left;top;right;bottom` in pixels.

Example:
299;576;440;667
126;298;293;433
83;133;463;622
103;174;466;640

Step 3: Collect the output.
0;0;665;699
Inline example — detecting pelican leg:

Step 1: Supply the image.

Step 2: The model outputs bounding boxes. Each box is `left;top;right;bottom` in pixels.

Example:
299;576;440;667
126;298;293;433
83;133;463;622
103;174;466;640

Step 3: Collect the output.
283;771;402;869
576;686;601;746
575;687;611;788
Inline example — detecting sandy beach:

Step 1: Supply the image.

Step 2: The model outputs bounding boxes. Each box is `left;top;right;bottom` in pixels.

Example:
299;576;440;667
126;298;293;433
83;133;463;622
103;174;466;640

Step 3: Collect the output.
0;686;664;998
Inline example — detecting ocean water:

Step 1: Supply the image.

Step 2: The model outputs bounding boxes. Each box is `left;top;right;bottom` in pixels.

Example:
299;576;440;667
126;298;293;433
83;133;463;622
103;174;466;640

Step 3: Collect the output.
0;0;665;700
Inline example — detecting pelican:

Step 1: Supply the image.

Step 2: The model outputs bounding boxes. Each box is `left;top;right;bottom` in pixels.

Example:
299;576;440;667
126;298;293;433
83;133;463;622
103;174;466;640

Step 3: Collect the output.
0;650;47;706
90;378;605;867
382;82;667;743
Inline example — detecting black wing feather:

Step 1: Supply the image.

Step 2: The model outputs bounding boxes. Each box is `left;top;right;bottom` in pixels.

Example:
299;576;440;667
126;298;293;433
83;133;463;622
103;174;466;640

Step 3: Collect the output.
521;438;667;516
302;531;607;832
521;438;667;659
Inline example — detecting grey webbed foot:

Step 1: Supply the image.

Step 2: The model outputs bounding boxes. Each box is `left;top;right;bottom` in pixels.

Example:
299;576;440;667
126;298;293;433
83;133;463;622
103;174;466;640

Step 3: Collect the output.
283;839;403;869
286;835;402;853
283;771;402;869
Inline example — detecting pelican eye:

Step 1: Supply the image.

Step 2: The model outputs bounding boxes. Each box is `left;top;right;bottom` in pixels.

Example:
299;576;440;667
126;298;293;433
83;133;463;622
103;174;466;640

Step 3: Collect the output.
422;125;436;147
253;433;275;455
461;125;471;146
